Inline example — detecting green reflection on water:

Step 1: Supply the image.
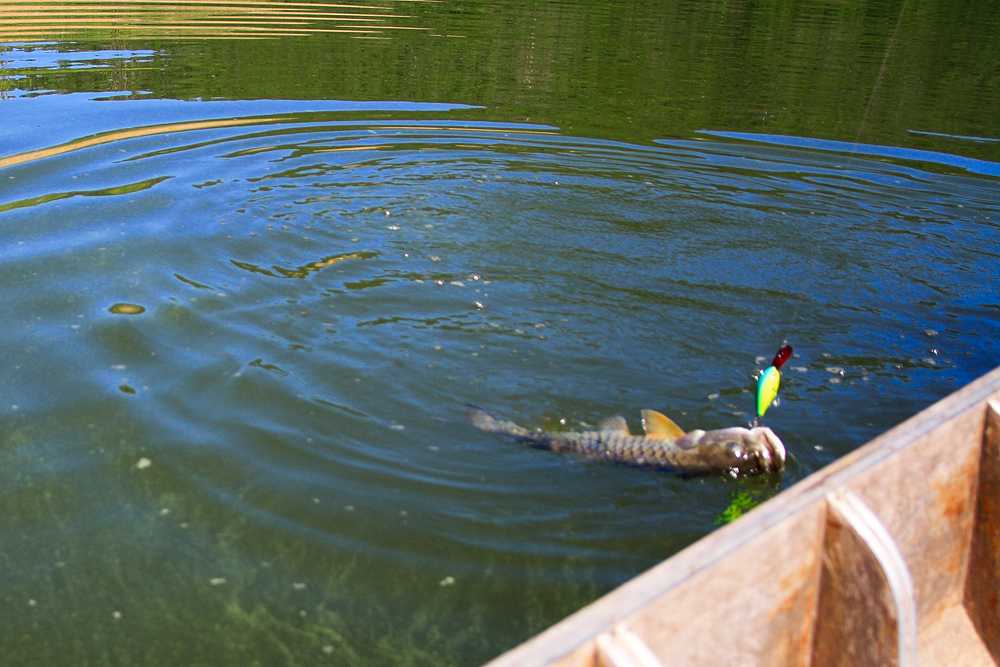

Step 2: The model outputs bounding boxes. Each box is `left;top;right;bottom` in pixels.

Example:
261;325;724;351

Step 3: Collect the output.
3;0;997;159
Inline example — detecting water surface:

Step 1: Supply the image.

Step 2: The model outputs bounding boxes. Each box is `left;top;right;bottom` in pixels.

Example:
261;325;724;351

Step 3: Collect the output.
1;1;998;665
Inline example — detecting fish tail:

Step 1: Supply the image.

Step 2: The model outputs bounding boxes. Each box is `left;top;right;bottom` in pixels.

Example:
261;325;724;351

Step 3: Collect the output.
466;406;532;438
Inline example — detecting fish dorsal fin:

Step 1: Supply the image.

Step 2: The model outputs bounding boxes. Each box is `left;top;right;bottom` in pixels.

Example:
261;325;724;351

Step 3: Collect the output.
598;415;630;434
641;409;685;439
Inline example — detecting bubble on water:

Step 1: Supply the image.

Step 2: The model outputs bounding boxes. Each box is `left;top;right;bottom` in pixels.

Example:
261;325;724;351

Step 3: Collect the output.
791;366;808;373
159;508;170;516
439;576;455;587
825;367;845;375
209;577;227;586
109;303;145;315
707;393;720;400
390;423;405;431
344;505;355;512
112;611;122;620
474;301;485;310
828;377;842;384
28;599;37;607
322;646;334;655
924;329;938;337
293;582;307;591
136;457;152;470
450;281;465;287
755;356;767;365
111;364;127;371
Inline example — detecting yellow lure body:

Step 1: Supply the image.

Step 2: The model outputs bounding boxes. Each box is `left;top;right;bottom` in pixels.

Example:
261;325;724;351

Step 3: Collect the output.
756;366;781;418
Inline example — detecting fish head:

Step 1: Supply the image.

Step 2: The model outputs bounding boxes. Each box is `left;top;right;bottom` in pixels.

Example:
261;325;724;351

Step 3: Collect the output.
740;426;786;474
679;426;786;475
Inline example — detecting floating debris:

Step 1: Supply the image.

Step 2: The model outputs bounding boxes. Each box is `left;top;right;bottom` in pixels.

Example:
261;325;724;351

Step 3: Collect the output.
925;329;939;337
136;457;152;470
109;303;145;315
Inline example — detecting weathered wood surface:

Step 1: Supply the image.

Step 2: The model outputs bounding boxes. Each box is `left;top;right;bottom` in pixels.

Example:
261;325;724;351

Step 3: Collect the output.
486;367;1000;667
966;400;1000;659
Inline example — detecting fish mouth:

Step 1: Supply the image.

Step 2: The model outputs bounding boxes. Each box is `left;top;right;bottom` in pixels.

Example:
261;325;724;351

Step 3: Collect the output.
753;427;786;473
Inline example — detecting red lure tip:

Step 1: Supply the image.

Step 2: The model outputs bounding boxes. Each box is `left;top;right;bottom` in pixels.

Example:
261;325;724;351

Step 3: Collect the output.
771;345;793;369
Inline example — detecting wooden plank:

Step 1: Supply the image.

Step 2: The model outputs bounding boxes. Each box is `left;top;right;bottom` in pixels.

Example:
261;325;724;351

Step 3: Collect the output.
964;399;1000;661
920;605;996;667
811;491;916;667
840;406;984;625
622;505;824;666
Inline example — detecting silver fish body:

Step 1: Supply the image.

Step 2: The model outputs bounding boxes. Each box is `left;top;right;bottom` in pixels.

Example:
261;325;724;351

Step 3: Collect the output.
468;408;785;475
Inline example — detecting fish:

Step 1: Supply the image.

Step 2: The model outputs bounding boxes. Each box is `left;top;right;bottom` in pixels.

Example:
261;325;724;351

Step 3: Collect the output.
467;406;785;476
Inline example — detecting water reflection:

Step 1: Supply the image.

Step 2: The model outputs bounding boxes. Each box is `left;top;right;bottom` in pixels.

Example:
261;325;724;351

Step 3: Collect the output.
0;0;435;41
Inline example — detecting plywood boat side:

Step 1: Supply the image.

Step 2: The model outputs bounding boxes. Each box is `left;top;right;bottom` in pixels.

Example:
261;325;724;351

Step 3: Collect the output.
486;366;1000;667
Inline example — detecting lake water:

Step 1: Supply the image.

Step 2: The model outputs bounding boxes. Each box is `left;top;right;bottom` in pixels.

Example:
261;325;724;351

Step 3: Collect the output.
1;1;998;664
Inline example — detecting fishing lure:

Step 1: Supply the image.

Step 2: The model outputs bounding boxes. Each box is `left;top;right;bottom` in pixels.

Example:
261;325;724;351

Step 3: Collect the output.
756;344;793;419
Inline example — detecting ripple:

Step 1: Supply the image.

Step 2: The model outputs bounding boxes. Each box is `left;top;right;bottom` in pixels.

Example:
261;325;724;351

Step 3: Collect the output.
0;101;997;574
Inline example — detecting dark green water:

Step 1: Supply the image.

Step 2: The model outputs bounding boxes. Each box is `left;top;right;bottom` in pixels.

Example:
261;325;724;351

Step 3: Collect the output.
1;1;998;664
